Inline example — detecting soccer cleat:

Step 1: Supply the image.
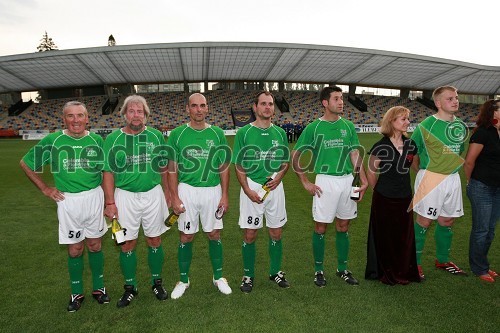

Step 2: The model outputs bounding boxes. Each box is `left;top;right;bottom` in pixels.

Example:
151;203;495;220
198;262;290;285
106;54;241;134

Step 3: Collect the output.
92;287;110;304
336;270;359;285
67;294;85;312
488;270;499;279
269;271;290;288
171;281;190;299
152;278;168;301
213;277;232;295
478;274;495;283
417;265;425;281
240;276;254;293
314;271;327;287
435;260;467;276
117;285;138;308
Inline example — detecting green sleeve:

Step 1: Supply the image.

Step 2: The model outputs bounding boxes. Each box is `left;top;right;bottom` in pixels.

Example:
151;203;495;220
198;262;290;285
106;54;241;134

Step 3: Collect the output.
231;129;244;165
165;129;179;163
294;124;313;152
22;135;53;171
102;133;114;172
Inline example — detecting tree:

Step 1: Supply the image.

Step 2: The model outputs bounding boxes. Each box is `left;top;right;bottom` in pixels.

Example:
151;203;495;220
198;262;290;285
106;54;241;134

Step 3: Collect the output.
37;31;58;52
108;34;116;46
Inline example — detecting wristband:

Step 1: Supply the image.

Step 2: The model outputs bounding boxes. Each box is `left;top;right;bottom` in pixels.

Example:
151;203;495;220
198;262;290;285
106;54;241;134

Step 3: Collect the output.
106;202;115;206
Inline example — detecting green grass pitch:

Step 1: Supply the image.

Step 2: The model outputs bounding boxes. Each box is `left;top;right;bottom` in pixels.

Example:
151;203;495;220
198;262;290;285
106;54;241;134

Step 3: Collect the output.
0;134;498;332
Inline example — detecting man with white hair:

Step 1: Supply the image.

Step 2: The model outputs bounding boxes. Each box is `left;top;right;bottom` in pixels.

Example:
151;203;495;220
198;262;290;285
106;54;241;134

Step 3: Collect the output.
20;101;109;312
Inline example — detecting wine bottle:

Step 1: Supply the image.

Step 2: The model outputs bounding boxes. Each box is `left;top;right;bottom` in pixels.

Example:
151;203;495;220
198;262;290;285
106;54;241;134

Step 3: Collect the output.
165;204;184;227
257;172;278;202
215;206;225;220
110;216;126;245
350;167;361;201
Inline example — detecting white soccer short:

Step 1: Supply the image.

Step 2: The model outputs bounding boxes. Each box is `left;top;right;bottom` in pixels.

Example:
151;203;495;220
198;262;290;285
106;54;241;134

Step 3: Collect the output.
115;184;168;240
177;183;223;234
238;177;287;229
313;174;357;223
57;186;106;244
413;170;464;219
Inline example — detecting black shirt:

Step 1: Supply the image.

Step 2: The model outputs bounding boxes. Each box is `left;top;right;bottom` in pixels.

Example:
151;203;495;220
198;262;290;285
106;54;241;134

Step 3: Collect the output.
469;126;500;187
369;135;417;198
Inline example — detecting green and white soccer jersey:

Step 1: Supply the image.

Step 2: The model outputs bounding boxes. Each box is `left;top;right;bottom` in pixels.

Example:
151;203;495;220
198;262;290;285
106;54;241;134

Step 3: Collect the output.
294;117;360;175
411;115;466;175
22;130;104;193
231;123;289;184
103;126;167;192
167;124;229;187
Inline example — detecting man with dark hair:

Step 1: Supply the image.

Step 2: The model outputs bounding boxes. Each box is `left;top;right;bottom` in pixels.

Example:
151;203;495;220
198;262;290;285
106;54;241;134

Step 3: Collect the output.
292;86;368;287
232;91;290;293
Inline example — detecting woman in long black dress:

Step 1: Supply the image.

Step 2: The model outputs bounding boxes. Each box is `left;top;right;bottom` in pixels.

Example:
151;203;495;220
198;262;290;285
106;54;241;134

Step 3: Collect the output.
365;106;421;285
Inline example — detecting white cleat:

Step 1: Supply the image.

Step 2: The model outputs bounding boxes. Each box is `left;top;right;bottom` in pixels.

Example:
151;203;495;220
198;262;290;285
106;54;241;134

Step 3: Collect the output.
171;280;190;299
213;277;232;295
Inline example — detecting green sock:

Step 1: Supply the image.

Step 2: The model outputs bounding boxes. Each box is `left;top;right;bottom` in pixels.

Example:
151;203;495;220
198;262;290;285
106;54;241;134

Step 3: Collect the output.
435;224;453;263
414;223;428;265
120;250;137;288
269;238;283;276
242;241;256;277
88;250;104;291
312;232;325;272
209;239;223;280
178;242;193;283
68;255;84;294
336;231;349;271
148;245;164;285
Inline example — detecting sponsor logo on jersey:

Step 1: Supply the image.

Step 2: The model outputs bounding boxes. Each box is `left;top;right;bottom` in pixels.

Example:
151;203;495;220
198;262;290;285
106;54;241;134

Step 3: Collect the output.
86;148;98;157
146;142;155;153
322;138;343;148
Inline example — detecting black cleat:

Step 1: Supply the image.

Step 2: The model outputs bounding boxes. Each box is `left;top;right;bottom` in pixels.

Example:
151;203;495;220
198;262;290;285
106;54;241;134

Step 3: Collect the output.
240;276;254;293
117;285;138;308
314;271;327;287
269;271;290;288
152;278;168;301
92;287;110;304
67;294;85;312
336;270;359;285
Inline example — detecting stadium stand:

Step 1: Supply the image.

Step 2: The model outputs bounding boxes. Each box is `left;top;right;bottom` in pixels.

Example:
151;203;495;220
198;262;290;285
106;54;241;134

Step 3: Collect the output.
357;95;432;123
0;91;481;132
280;91;379;124
457;102;479;123
0;96;105;131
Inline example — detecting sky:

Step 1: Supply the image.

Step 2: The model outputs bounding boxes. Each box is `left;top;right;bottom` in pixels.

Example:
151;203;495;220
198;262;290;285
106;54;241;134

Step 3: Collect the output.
0;0;498;66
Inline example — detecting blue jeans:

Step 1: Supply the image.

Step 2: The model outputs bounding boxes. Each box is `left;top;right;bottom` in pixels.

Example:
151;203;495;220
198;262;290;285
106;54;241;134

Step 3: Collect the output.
466;178;500;275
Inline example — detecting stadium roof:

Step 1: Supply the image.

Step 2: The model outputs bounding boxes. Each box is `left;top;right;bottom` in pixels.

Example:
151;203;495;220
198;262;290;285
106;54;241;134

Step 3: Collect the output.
0;42;499;95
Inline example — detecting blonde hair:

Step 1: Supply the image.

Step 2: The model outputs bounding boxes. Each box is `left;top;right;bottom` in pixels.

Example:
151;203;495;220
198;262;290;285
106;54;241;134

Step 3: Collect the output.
432;85;457;101
120;95;151;122
380;106;410;137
